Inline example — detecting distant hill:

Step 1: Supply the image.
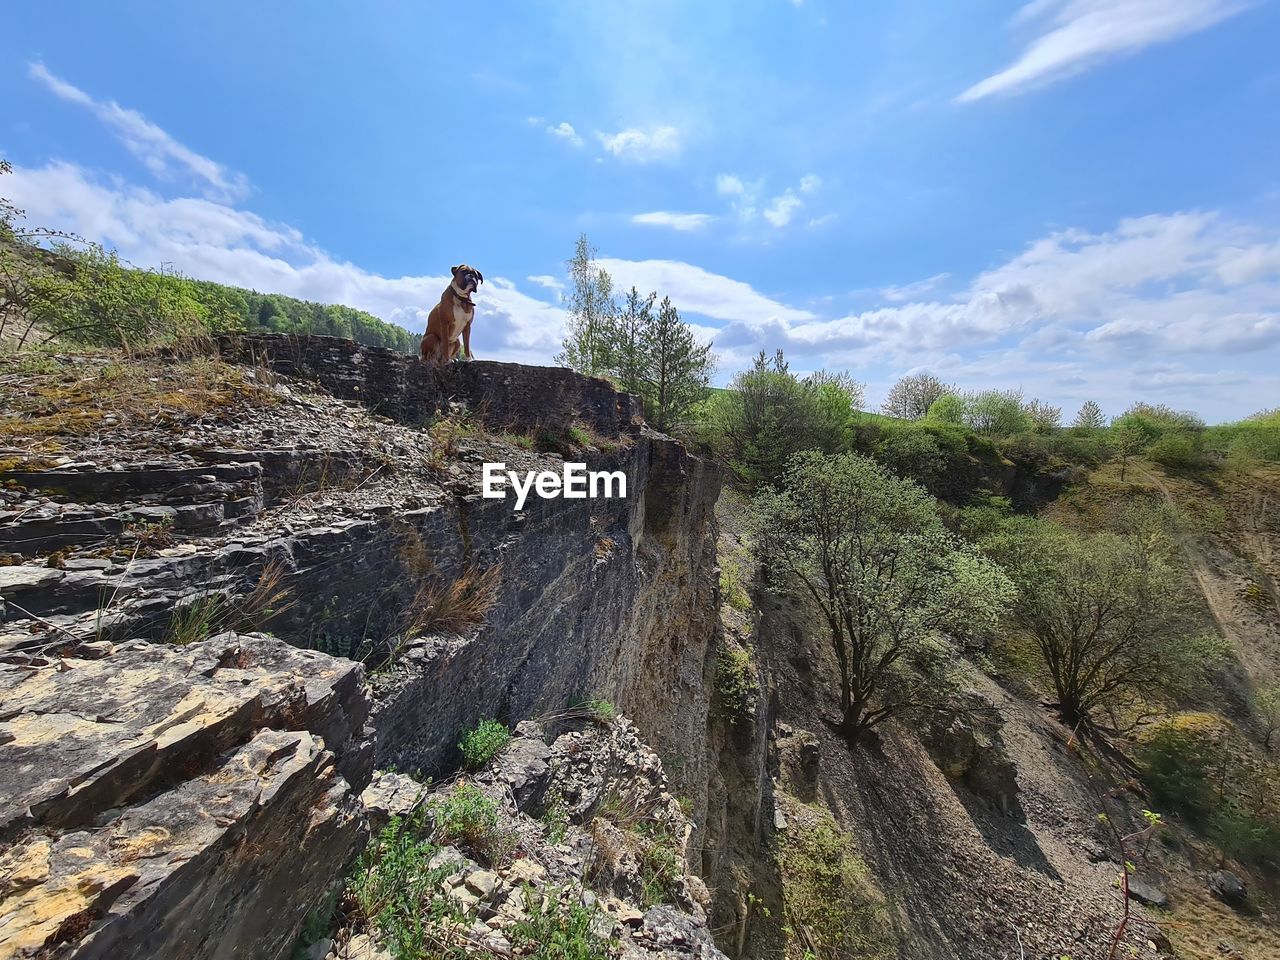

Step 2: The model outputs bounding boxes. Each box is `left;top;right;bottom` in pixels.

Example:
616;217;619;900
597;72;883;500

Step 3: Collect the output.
184;278;418;353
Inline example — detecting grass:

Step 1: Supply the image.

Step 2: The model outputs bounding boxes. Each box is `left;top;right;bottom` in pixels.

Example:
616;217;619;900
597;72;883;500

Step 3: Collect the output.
776;798;894;960
458;719;510;770
164;558;295;645
397;530;502;640
0;349;271;442
719;554;752;611
588;786;684;908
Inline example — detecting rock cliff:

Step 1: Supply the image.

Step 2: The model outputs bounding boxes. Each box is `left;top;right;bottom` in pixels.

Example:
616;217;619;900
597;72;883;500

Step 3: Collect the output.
0;335;724;959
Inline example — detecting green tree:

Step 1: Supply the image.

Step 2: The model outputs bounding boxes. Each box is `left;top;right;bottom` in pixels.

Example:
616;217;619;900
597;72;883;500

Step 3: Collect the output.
641;295;715;433
609;285;656;396
1108;424;1145;481
711;351;859;488
1023;398;1062;433
881;372;953;420
963;389;1033;436
1072;400;1105;431
925;393;965;424
982;518;1203;730
556;233;617;377
754;451;1013;741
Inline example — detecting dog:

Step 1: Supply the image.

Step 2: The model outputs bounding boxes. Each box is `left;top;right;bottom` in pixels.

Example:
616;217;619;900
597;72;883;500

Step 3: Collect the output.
421;264;484;364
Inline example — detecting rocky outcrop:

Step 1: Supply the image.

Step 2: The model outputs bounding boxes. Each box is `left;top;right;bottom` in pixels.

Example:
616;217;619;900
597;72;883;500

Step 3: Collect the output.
0;631;372;959
326;717;726;960
1;336;724;959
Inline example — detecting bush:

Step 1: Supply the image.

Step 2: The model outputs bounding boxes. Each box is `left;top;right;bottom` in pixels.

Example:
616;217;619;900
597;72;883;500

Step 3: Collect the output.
458;719;511;770
1147;432;1210;472
778;802;894;960
509;888;611;960
715;643;758;732
427;783;517;866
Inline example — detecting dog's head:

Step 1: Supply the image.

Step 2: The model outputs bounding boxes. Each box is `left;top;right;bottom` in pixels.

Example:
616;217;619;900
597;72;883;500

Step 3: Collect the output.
451;264;484;296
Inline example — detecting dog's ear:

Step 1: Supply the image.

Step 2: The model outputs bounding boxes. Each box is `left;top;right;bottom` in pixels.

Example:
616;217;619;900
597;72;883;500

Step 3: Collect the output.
451;265;462;277
476;270;484;285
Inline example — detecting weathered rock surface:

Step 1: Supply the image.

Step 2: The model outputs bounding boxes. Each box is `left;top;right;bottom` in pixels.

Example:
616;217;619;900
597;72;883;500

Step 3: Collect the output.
0;632;372;959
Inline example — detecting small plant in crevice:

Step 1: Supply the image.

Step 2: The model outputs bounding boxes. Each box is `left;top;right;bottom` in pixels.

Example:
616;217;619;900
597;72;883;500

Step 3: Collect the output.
715;642;758;732
426;782;518;868
509;885;611;960
458;718;510;770
163;557;296;646
719;554;752;611
540;788;570;845
345;810;470;960
397;530;502;639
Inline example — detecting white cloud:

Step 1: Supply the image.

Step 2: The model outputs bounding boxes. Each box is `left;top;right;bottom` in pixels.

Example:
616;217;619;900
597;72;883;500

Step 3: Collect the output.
5;160;566;364
715;174;746;196
763;190;803;227
28;62;251;202
546;121;584;147
631;211;715;231
808;214;837;228
880;273;953;302
596;257;817;325
958;0;1251;101
799;174;823;193
597;125;680;162
527;275;564;293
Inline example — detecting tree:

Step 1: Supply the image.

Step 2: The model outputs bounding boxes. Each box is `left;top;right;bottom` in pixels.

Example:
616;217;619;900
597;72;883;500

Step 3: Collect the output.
881;372;953;420
963;389;1033;436
1108;424;1145;481
1072;400;1106;431
982;518;1202;730
641;296;715;433
925;393;964;424
711;351;861;487
1023;398;1062;433
754;451;1013;742
609;286;656;397
556;234;617;377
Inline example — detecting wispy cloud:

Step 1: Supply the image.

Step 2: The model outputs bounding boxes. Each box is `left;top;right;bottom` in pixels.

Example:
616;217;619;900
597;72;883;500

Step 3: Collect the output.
546;121;584;147
28;61;251;202
597;125;680;162
631;211;715;231
715;172;822;229
527;275;565;293
881;273;953;302
597;257;817;324
958;0;1251;102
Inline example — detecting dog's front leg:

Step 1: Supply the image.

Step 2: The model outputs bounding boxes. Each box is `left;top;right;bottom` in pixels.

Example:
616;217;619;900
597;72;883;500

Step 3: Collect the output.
462;323;473;361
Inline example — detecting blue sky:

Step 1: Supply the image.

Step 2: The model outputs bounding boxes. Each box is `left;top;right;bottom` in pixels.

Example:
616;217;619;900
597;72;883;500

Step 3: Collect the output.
4;1;1279;421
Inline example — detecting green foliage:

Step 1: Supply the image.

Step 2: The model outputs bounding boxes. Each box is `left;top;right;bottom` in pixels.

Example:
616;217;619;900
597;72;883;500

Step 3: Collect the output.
458;719;511;770
719;553;752;611
557;239;715;433
925;393;964;424
856;418;1007;501
754;450;1013;740
715;642;758;732
979;514;1208;728
348;812;470;960
1147;432;1210;472
1139;714;1280;864
1112;402;1205;442
427;783;516;866
509;887;611;960
1204;409;1280;466
777;805;894;960
1072;400;1106;430
709;350;863;488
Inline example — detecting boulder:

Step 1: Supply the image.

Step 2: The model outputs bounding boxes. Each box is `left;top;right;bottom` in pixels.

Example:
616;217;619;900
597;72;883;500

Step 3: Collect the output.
1207;870;1247;907
1128;879;1168;909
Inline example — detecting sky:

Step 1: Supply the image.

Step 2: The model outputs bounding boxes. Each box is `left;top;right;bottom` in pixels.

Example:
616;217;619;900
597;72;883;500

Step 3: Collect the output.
4;1;1279;422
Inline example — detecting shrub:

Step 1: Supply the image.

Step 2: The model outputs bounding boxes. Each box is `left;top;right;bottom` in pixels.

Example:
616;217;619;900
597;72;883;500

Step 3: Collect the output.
778;803;894;960
715;643;758;731
1147;432;1210;472
458;719;511;770
509;887;610;960
719;554;752;611
427;783;517;867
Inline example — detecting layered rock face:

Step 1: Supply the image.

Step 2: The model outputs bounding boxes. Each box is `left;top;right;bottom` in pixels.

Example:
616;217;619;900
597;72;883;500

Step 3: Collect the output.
1;336;723;958
0;632;372;959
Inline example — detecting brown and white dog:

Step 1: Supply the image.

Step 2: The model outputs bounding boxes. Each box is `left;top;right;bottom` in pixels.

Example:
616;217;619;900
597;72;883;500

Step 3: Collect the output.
420;264;484;364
